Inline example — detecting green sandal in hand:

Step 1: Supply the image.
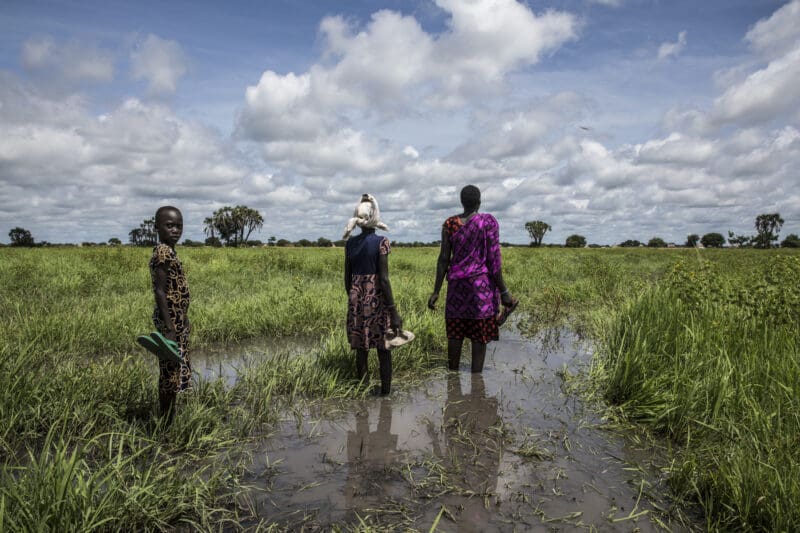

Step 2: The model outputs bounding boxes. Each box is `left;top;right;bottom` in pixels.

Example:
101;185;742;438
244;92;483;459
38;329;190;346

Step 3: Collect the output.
136;332;182;364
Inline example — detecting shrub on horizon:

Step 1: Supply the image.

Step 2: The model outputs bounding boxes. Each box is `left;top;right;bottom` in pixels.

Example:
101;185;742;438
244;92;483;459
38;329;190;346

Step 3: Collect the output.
781;233;800;248
701;232;725;248
565;234;586;248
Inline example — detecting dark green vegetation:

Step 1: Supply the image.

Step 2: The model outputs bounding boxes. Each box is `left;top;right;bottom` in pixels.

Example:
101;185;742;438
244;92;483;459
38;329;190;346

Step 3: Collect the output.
202;206;264;247
781;233;800;248
128;216;158;247
0;246;797;530
524;220;551;246
593;252;800;531
701;232;726;248
565;234;586;248
8;227;35;247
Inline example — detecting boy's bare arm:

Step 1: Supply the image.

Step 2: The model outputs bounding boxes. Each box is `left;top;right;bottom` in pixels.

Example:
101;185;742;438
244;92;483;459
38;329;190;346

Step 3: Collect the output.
154;264;177;341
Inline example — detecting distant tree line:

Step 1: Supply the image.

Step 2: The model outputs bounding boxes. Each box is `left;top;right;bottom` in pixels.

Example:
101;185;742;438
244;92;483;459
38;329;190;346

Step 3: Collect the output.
523;212;797;249
6;211;798;248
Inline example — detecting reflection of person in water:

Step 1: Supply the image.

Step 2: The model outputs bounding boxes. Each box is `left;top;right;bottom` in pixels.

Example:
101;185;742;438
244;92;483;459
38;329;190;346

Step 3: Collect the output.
344;400;399;514
433;373;502;528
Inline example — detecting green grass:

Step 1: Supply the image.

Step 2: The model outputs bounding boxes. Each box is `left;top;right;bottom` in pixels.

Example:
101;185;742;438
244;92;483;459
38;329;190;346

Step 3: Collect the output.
1;245;797;529
592;252;800;531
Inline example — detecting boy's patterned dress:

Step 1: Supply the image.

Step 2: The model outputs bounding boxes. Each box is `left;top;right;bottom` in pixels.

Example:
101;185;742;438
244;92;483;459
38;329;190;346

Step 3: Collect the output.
150;244;192;394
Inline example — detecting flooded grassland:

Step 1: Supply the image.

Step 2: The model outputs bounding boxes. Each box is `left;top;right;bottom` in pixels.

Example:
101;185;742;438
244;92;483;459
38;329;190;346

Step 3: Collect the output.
224;326;683;531
0;246;796;530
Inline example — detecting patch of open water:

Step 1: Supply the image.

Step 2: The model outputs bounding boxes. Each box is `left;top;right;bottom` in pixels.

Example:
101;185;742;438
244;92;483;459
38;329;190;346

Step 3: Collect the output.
199;326;690;531
191;335;317;386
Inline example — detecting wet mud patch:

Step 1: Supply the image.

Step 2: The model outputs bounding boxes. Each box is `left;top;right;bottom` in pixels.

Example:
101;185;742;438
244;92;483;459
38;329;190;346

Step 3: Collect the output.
236;327;692;531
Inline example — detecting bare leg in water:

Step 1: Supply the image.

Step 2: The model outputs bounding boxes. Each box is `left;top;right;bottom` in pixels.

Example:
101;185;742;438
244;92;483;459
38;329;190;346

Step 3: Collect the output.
471;342;486;373
448;339;463;371
377;349;392;395
355;348;392;395
356;348;369;381
448;339;487;373
159;390;176;425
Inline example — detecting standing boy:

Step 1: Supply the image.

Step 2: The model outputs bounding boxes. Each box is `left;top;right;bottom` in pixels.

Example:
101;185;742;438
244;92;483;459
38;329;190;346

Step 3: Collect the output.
150;206;192;421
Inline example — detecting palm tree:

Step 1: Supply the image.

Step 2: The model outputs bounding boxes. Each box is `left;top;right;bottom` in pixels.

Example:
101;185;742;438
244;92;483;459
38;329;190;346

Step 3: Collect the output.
204;206;264;246
203;216;216;239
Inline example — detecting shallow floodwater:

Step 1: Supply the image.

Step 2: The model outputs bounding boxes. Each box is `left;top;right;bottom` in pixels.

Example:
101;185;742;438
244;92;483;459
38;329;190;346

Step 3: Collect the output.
217;326;688;531
191;335;316;386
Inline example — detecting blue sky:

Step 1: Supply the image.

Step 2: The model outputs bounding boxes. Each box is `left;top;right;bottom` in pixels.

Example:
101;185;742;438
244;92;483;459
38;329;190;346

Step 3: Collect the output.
1;0;798;244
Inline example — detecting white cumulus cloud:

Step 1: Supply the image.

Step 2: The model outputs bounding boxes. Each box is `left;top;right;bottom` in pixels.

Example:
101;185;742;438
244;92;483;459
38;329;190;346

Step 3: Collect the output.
238;0;578;142
4;1;800;246
130;34;187;94
22;35;114;82
0;76;255;243
710;46;800;126
746;0;800;60
658;30;687;60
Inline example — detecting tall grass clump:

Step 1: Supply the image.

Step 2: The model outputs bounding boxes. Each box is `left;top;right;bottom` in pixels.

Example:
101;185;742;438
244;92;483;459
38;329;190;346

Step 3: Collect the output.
0;340;256;530
1;425;244;532
594;253;800;530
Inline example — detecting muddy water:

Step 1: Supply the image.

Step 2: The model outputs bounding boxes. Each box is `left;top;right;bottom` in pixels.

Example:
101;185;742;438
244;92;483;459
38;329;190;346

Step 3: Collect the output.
191;335;316;386
233;327;687;532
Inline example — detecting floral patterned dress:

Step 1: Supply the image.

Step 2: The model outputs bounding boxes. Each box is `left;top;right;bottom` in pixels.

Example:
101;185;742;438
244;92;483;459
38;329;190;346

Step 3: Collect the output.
346;232;391;350
150;244;192;394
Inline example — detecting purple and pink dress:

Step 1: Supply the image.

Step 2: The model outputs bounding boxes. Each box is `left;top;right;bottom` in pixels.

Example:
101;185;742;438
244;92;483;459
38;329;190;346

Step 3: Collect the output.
346;232;392;350
444;213;502;344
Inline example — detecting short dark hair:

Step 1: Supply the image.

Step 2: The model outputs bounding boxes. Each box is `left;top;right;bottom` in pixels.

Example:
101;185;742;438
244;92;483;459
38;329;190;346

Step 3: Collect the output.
460;185;481;210
155;205;181;225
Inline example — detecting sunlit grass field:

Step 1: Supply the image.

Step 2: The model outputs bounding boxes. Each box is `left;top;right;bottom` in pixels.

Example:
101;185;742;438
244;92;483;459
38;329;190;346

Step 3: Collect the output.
591;252;800;531
0;245;797;530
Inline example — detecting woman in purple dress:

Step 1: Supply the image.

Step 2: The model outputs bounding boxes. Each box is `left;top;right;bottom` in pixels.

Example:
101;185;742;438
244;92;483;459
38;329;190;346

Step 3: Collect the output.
344;194;403;395
428;185;517;373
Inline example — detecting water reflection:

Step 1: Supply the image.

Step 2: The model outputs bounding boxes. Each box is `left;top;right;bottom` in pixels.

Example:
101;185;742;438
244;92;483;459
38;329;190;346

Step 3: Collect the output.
190;335;316;386
346;399;398;464
434;373;502;529
237;326;686;531
344;399;400;513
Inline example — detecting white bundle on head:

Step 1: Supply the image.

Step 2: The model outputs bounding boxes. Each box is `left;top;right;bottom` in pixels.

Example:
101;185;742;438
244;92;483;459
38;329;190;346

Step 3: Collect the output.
342;193;389;239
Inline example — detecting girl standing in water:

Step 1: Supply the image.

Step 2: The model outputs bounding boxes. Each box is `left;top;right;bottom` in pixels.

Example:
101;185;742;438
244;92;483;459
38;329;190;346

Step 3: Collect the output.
343;194;403;395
